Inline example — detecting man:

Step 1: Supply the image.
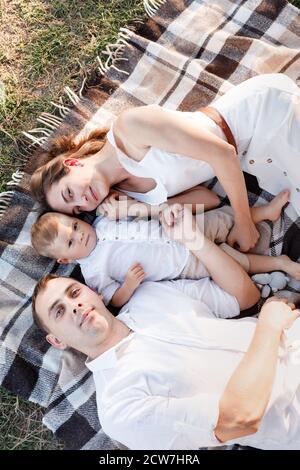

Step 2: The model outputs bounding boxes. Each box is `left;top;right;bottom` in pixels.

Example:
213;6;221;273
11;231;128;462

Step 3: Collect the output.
32;209;300;449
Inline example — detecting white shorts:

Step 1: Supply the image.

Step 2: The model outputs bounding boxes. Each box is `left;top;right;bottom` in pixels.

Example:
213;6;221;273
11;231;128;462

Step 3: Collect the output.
179;206;250;279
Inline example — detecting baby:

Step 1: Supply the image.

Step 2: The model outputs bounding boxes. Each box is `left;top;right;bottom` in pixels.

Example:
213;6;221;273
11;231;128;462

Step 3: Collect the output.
31;191;299;308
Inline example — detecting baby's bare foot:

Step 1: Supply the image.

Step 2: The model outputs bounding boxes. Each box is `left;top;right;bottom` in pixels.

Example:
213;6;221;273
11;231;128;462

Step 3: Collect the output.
280;254;300;281
266;190;290;221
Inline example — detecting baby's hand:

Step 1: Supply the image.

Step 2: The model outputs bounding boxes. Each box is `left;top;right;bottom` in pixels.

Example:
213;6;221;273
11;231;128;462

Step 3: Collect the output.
97;192;131;220
160;203;184;227
124;263;145;290
160;205;203;251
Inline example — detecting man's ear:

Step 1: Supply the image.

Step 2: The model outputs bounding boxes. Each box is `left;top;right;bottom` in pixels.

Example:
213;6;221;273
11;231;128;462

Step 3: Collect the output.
57;258;72;264
46;334;67;350
63;158;84;168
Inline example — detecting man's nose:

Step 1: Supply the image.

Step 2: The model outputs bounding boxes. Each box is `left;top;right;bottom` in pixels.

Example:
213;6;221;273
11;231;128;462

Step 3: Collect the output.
72;303;83;314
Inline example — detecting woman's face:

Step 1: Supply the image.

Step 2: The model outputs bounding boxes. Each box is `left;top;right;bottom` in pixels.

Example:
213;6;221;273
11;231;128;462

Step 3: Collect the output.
46;164;110;214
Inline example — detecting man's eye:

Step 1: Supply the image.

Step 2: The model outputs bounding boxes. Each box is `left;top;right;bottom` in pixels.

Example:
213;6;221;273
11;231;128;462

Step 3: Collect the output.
68;188;73;199
55;307;64;319
74;222;78;231
68;240;73;248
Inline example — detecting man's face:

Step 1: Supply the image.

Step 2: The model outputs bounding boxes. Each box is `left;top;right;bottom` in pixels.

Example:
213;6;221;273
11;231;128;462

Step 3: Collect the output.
35;278;113;352
51;214;97;262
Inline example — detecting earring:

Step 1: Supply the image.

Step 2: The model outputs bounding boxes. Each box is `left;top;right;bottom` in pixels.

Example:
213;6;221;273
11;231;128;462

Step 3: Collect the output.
64;158;84;168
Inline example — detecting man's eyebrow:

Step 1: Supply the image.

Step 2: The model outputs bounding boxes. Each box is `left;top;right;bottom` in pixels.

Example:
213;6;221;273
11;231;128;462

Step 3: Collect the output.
48;282;78;317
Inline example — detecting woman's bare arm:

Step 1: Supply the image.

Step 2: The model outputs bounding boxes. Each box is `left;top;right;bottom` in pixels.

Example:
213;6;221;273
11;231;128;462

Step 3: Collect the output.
116;105;259;251
167;185;220;212
97;185;220;219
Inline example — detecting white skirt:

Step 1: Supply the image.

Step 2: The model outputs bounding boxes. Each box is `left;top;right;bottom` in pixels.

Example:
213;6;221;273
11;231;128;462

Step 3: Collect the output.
212;73;300;215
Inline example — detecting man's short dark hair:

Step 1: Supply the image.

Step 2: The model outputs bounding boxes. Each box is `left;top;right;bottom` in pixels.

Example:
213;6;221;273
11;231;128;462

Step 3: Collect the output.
32;274;58;332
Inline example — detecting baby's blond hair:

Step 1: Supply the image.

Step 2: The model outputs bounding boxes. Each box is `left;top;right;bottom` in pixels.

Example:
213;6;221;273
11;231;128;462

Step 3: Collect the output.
31;212;60;259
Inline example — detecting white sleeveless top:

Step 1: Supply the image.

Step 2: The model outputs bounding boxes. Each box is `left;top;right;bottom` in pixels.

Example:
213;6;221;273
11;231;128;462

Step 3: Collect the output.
106;110;225;205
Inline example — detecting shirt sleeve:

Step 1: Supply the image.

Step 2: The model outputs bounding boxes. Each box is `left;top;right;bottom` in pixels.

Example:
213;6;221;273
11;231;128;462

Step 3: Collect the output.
167;277;240;319
82;270;121;305
101;392;224;450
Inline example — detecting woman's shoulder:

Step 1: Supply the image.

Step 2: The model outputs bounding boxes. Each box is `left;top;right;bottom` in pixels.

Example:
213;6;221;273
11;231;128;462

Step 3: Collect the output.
113;105;162;160
115;104;161;133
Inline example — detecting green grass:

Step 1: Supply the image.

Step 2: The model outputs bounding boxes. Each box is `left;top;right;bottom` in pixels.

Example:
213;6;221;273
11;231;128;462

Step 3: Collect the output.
0;0;145;192
0;388;64;450
0;0;145;449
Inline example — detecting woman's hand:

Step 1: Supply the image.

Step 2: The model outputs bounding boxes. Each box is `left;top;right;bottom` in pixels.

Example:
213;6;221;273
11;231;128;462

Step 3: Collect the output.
259;297;300;333
227;215;260;252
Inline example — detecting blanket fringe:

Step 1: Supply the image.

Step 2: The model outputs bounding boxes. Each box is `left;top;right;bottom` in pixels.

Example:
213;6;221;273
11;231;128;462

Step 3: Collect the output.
21;81;86;150
50;100;71;118
0;9;154;220
6;170;25;187
97;28;132;76
0;24;133;221
0;193;13;215
143;0;166;17
0;170;25;216
64;86;81;105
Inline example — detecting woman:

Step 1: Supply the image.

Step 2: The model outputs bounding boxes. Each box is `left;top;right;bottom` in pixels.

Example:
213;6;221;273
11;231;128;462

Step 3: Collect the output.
31;73;299;252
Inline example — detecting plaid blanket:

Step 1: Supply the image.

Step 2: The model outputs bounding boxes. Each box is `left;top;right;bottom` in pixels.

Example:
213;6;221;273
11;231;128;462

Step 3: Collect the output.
1;0;300;450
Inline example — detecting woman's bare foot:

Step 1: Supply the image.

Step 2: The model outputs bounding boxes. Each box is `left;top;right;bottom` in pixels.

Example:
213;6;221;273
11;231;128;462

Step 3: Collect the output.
251;190;290;224
280;254;300;281
264;190;290;222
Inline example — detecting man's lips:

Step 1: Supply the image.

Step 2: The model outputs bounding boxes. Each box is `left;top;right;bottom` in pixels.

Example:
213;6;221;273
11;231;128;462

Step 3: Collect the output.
80;307;94;327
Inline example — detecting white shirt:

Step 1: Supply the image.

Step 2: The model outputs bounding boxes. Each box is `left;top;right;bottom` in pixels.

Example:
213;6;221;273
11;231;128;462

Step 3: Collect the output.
87;280;300;450
79;216;190;305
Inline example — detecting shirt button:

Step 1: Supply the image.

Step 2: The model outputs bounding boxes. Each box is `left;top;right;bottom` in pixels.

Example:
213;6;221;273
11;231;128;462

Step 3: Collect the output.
130;236;135;239
242;150;247;156
249;159;255;164
115;236;119;240
267;158;272;163
296;188;300;192
283;171;287;176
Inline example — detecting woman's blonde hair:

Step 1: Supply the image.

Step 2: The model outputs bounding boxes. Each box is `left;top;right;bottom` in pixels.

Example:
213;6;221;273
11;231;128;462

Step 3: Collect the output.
30;128;108;207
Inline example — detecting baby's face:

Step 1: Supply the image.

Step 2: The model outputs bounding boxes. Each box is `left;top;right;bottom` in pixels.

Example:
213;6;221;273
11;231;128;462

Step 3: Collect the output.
51;214;97;262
